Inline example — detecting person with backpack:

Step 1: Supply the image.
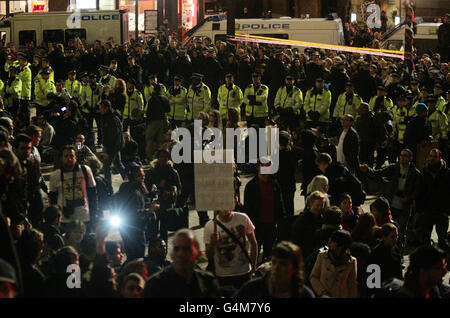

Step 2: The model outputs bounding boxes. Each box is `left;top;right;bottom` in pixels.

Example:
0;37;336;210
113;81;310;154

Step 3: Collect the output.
48;145;98;233
99;99;127;193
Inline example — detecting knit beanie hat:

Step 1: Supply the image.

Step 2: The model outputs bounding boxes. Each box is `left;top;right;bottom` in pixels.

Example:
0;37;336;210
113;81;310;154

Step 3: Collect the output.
415;103;428;115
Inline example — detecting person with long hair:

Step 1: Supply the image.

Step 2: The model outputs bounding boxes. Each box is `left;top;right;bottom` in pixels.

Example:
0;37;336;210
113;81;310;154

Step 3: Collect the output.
306;175;330;208
234;241;315;298
107;78;127;116
351;212;378;247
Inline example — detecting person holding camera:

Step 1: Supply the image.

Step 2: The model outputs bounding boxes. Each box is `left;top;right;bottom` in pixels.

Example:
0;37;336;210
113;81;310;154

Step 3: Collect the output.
48;145;98;233
115;165;158;261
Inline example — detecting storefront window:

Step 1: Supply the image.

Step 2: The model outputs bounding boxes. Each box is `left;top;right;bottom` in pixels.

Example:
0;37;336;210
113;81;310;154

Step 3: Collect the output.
119;0;157;32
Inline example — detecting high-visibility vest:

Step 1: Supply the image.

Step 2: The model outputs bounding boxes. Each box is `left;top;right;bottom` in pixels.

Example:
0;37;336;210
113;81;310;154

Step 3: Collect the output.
18;63;32;100
186;83;211;120
244;84;269;118
123;89;144;120
369;95;393;112
303;88;332;122
274;85;302;115
167;86;188;121
65;79;82;99
4;77;22;108
80;83;103;113
217;83;243;118
333;92;361;119
393;105;416;142
144;83;168;112
428;108;448;140
37;66;55;83
34;78;56;107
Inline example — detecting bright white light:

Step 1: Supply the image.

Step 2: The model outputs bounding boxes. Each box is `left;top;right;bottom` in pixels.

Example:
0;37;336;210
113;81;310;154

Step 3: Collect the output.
110;216;122;228
351;13;357;23
395;17;401;26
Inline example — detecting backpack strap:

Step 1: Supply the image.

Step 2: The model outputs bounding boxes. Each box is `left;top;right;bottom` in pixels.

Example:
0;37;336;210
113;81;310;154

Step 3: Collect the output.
215;219;252;265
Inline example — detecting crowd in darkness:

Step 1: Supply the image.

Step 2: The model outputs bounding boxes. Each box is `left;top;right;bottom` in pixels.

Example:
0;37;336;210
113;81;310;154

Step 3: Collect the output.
0;14;449;299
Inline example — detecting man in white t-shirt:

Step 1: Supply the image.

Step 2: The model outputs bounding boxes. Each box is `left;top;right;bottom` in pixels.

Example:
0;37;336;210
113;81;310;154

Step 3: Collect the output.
49;145;97;231
204;210;258;292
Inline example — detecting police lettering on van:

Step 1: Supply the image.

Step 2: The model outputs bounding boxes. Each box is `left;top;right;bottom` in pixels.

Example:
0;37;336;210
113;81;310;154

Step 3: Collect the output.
237;23;290;30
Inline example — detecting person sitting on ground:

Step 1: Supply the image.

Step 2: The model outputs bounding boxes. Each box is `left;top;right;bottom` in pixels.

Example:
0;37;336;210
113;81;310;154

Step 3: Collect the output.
368;223;403;284
310;230;358;298
392;245;448;298
74;134;96;165
338;193;360;232
120;273;145;298
291;191;326;259
63;220;86;251
144;236;171;277
105;241;124;274
40;205;65;261
306;175;331;208
234;241;316;298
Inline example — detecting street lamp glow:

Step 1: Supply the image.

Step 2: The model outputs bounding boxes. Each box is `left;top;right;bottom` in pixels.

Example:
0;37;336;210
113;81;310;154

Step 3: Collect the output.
351;13;357;22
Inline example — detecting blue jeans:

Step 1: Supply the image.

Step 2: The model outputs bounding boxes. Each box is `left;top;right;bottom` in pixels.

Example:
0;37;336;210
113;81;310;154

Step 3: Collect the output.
103;150;127;192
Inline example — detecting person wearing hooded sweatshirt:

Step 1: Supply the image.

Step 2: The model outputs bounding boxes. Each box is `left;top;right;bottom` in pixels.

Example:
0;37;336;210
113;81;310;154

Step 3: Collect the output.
416;148;450;250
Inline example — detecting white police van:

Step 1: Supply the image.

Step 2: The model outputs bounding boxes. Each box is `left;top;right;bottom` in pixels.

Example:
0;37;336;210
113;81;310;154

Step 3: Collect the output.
182;15;345;47
0;10;129;47
379;22;441;56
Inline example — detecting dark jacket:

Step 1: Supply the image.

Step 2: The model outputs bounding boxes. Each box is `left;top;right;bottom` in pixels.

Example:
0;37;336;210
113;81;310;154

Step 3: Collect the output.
366;162;420;207
146;93;170;121
300;129;320;194
144;256;172;277
404;116;432;150
291;209;323;259
354;111;376;143
124;64;143;91
368;243;402;283
342;126;360;174
101;110;124;155
275;148;297;193
325;162;366;207
141;265;220;298
108;91;127;115
243;176;286;225
21;262;46;298
41;223;64;252
417;159;450;214
354;70;377;102
234;272;316;298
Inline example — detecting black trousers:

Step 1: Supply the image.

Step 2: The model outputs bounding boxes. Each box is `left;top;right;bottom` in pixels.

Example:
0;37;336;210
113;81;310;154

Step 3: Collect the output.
280;187;295;217
28;190;43;229
255;221;277;262
84;112;103;145
246;116;267;129
418;213;449;249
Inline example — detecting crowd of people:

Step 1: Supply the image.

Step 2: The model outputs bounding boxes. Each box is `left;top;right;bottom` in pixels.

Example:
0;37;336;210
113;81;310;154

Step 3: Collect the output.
0;14;450;298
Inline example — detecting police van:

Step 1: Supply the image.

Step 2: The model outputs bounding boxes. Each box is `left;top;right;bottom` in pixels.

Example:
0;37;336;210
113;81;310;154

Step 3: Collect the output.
0;10;129;47
182;15;345;47
379;23;441;56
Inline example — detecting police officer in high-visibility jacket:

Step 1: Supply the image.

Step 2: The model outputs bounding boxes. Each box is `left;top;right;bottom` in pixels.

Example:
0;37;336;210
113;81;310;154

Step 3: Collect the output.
244;72;269;128
0;79;4;109
274;75;303;130
123;78;144;140
167;75;187;127
36;57;54;83
81;73;104;146
144;74;168;113
333;81;361;119
408;79;421;105
99;65;116;97
4;66;22;118
17;54;32;124
303;77;332;131
433;83;446;113
186;73;211;122
34;67;56;117
65;70;82;102
369;85;394;114
217;73;243;127
392;94;416;160
427;95;448;142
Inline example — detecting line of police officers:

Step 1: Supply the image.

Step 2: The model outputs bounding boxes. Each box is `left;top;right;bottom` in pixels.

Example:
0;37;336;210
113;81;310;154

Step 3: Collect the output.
2;54;449;162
